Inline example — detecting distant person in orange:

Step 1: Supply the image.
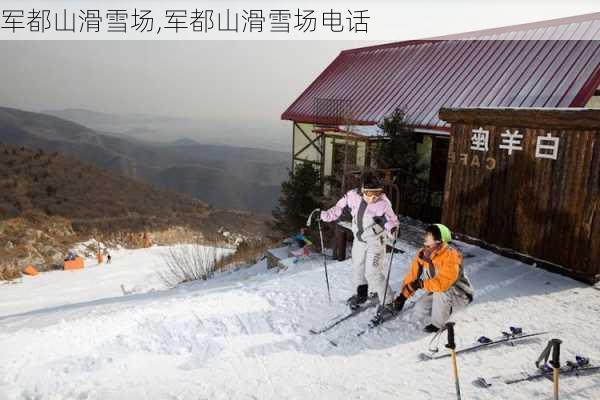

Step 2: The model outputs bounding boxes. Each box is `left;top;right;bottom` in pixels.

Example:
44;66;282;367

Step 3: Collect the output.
64;250;76;261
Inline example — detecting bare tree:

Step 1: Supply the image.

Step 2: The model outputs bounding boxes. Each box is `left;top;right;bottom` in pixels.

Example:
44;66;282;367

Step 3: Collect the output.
159;243;220;288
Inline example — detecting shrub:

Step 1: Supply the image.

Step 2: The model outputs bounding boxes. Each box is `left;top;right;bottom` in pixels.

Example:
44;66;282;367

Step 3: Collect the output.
0;264;21;281
159;243;220;288
215;239;272;270
270;161;322;238
158;238;273;288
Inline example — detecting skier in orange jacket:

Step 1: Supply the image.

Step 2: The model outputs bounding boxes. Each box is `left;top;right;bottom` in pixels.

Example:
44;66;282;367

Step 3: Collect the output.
392;224;474;333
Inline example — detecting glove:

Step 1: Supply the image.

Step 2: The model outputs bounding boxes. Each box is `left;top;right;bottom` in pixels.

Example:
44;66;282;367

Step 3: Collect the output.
310;211;321;224
406;279;423;295
393;294;407;312
373;215;386;227
387;226;398;241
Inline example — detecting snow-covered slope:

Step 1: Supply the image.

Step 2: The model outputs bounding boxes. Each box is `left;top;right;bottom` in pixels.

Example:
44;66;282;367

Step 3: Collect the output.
1;240;599;399
0;245;232;320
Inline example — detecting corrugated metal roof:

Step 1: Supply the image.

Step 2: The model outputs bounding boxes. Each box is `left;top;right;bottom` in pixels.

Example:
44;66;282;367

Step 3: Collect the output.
281;13;600;132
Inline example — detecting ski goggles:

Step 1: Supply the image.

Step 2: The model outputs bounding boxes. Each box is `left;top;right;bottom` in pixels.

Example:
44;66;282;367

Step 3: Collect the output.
362;189;383;198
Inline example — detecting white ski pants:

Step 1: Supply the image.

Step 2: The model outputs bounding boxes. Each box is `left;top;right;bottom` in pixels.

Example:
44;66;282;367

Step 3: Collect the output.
351;239;394;305
414;289;470;328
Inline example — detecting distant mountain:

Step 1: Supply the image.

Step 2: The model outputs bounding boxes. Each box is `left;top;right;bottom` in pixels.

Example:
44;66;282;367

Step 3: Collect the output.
42;108;187;133
155;165;282;212
0;142;270;237
169;137;200;146
0;107;290;213
42;108;290;150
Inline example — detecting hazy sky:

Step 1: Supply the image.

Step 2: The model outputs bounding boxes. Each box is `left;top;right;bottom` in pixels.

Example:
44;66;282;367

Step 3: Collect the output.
0;40;361;150
0;2;598;151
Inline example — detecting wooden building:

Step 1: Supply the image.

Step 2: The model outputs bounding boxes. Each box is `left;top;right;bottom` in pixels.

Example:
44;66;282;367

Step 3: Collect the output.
282;12;600;216
439;107;599;283
282;13;600;281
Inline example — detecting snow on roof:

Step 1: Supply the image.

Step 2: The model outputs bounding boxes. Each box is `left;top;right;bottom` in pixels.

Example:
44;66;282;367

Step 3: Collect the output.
337;124;384;137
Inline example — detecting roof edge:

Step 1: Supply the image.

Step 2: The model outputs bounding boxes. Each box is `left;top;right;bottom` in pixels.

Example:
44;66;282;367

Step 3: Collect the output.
280;114;377;126
340;39;438;55
280;51;346;120
428;12;600;40
439;106;600;130
570;63;600;106
340;12;600;55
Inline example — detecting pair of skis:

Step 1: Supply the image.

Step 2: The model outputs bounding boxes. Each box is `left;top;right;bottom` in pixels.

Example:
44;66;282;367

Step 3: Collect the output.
474;356;600;387
418;326;548;361
328;303;416;346
308;296;379;335
309;300;416;346
355;301;416;337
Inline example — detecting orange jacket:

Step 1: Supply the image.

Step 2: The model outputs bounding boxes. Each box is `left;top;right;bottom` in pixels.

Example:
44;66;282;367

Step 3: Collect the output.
401;244;463;298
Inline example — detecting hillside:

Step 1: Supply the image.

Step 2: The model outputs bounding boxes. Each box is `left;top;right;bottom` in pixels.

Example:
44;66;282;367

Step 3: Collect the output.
1;239;599;399
0;107;289;212
0;143;271;276
0;144;206;222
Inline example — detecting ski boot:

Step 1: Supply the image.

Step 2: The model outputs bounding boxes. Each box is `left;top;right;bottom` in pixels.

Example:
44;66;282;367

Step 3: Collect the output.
566;356;590;369
576;355;590;367
477;336;492;344
540;363;553;374
370;303;395;326
346;284;369;310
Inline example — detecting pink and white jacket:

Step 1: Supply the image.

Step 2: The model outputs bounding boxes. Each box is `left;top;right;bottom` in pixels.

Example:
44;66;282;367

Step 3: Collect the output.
320;189;399;244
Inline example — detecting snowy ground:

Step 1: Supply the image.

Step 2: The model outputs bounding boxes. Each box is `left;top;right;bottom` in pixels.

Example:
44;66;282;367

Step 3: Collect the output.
1;239;599;399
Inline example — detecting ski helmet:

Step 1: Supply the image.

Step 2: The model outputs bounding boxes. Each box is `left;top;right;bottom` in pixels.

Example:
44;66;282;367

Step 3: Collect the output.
425;224;452;243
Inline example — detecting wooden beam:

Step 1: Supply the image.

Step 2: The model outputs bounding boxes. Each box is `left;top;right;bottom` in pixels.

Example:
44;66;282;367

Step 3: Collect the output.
439;107;600;130
291;122;295;174
295;123;323;155
294;135;323;158
320;133;325;193
322;131;371;142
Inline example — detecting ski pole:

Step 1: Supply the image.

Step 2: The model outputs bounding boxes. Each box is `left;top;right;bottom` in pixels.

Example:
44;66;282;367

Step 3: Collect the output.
445;322;462;400
317;218;332;304
380;224;400;310
550;338;562;400
306;208;320;228
306;208;331;304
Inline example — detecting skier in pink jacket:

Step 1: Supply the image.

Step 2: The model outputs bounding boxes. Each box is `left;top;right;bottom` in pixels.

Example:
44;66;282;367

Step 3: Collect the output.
320;170;399;319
